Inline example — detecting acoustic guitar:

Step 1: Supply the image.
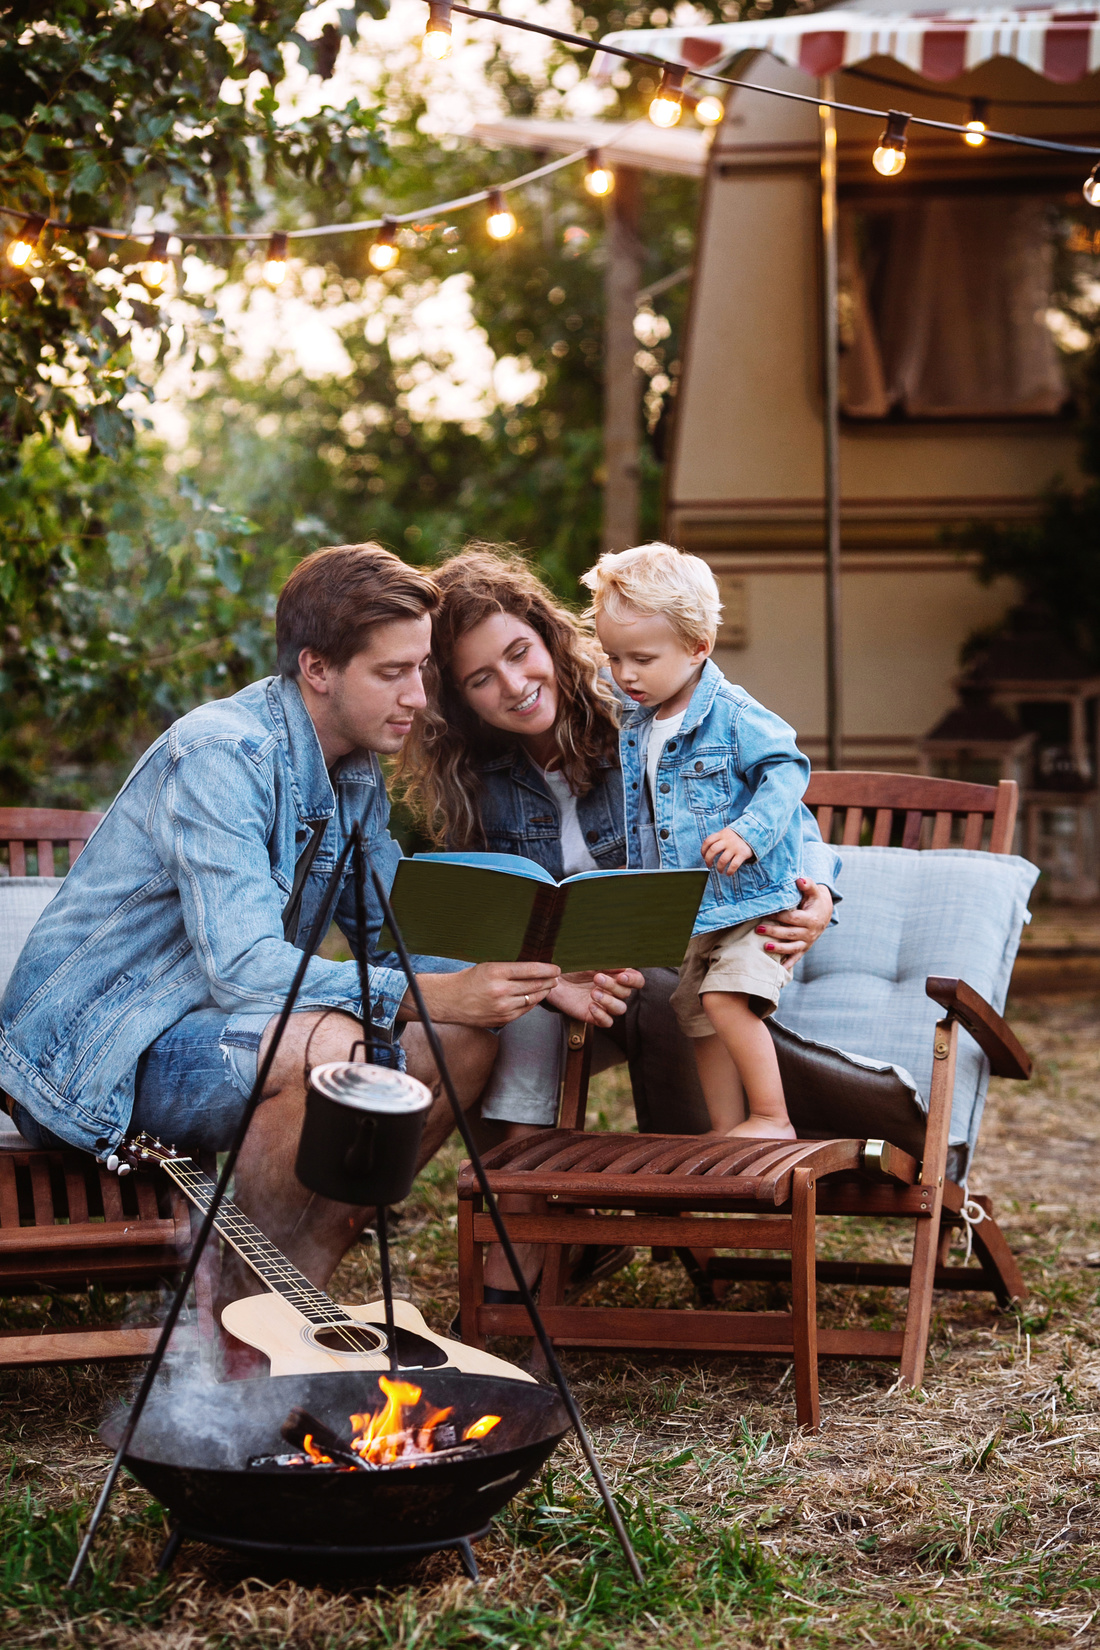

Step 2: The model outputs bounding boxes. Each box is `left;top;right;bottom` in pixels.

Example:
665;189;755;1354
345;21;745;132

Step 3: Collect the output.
120;1132;534;1383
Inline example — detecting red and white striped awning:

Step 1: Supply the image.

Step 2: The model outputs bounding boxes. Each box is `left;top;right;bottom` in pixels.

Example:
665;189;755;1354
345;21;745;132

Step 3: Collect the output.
592;4;1100;85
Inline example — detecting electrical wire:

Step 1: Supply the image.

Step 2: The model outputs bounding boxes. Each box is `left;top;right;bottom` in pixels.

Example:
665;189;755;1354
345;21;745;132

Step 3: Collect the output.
3;2;1097;269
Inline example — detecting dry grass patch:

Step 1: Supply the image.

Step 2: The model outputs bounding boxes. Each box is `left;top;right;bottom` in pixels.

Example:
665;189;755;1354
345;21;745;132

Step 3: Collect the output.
1;993;1099;1647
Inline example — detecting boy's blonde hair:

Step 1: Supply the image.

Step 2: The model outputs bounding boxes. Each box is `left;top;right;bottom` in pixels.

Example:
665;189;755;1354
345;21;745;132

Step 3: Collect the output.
582;542;722;649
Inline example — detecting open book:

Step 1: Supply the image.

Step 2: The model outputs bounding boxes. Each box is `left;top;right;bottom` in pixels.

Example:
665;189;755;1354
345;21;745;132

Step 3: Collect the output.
382;853;707;971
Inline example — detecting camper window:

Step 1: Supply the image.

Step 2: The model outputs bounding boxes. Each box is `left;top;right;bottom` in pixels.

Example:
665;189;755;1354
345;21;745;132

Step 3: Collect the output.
838;193;1072;421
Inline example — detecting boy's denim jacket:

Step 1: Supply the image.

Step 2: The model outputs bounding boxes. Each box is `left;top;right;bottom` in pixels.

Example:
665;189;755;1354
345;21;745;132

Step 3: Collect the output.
0;675;459;1158
470;687;840;906
621;659;813;934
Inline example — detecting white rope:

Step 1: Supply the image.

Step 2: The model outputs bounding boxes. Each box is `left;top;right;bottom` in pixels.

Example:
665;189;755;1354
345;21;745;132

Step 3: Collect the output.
957;1182;989;1265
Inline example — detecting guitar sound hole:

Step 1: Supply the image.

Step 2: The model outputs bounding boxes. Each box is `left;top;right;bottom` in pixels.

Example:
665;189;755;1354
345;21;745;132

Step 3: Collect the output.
312;1323;387;1354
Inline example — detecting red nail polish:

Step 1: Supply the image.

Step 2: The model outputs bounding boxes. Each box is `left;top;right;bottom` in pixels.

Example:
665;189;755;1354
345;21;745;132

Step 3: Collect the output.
765;943;774;952
756;926;766;934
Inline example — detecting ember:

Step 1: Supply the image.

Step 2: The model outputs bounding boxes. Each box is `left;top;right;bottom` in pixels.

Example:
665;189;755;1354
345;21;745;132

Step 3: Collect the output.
251;1378;505;1474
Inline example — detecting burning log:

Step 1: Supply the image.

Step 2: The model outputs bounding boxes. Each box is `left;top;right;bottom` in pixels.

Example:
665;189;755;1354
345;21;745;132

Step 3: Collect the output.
280;1408;370;1471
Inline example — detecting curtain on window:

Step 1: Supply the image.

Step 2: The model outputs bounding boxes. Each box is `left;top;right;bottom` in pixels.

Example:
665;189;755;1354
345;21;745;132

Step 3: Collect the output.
839;197;1067;418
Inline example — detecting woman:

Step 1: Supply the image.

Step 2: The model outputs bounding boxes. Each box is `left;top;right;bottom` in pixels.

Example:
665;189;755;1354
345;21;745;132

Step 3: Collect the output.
397;546;839;1290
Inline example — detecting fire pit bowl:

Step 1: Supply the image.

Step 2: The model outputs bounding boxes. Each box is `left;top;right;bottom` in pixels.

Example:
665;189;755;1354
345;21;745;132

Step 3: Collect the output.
102;1369;568;1553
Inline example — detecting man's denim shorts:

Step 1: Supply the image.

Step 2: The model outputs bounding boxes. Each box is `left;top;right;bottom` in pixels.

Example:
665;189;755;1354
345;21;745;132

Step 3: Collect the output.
11;1006;276;1155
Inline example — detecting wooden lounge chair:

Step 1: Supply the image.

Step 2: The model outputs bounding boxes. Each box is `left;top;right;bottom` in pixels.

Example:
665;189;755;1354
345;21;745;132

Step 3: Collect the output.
0;808;191;1367
456;773;1033;1428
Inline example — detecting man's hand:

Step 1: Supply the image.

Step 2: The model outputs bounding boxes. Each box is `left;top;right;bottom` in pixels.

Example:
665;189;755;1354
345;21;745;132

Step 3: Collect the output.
547;968;645;1029
701;826;754;876
755;875;834;965
398;961;561;1026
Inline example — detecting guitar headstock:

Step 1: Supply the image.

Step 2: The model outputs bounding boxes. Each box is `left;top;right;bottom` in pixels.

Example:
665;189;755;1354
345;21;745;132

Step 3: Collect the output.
111;1132;189;1176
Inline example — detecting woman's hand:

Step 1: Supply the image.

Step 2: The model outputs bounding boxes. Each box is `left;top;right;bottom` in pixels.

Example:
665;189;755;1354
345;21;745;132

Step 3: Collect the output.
754;876;834;965
547;968;644;1029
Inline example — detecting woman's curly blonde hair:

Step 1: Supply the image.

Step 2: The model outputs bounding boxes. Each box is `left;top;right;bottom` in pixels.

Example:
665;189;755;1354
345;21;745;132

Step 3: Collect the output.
395;544;620;849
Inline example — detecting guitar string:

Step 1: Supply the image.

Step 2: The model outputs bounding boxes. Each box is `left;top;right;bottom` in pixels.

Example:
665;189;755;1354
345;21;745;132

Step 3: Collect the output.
172;1161;381;1358
165;1157;384;1358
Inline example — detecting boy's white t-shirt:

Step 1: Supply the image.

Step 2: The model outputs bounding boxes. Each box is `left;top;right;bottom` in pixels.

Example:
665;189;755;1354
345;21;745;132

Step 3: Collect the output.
645;710;687;809
538;764;599;878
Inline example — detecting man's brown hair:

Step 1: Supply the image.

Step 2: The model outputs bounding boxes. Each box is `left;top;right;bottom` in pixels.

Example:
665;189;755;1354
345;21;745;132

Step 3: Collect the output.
276;544;439;677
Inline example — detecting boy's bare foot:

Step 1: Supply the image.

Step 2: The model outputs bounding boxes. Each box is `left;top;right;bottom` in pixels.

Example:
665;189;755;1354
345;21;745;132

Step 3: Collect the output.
724;1116;797;1141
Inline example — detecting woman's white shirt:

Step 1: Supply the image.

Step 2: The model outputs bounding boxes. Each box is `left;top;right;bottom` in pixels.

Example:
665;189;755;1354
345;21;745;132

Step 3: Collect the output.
538;765;599;878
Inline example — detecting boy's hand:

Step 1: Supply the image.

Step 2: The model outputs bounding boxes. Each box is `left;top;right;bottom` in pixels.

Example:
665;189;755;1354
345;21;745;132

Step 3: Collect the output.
701;827;754;876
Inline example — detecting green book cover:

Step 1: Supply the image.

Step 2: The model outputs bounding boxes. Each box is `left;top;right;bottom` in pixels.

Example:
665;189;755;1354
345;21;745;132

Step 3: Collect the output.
382;853;707;971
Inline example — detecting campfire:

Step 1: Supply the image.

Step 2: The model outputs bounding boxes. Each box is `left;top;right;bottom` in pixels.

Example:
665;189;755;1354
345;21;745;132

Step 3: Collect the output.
250;1377;503;1472
104;1368;569;1567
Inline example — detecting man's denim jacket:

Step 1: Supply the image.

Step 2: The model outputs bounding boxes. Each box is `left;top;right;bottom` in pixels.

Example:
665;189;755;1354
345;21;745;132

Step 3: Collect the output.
0;675;457;1158
621;660;817;934
469;701;840;905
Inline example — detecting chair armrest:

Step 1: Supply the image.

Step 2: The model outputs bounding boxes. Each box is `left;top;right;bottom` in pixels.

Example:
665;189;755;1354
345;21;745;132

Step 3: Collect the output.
925;977;1031;1080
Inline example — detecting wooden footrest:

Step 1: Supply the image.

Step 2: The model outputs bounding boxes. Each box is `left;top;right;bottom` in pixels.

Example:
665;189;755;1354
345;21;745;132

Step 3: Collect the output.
457;1132;866;1207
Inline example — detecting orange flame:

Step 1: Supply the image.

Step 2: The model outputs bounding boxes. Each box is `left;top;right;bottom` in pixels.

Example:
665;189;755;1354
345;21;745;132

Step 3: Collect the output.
302;1433;333;1465
463;1414;501;1441
349;1377;427;1465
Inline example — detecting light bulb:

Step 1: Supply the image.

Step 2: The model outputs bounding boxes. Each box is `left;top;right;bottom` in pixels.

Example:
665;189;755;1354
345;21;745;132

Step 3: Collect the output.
142;231;171;288
1084;164;1100;208
649;68;685;129
486;189;516;241
7;213;44;268
584;150;614;198
422;0;452;57
694;94;724;126
368;218;399;271
964;97;987;147
263;231;288;286
872;143;906;176
872;111;910;177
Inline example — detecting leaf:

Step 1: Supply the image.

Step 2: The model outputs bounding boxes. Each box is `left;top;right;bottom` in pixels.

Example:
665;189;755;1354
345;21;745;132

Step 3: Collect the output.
214;544;243;593
105;531;135;570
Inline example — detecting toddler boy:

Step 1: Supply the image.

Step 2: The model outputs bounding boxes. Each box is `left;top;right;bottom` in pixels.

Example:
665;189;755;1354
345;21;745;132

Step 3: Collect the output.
582;542;810;1139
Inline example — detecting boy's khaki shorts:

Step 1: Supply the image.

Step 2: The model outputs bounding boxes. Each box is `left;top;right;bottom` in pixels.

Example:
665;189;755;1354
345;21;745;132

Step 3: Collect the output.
670;916;793;1038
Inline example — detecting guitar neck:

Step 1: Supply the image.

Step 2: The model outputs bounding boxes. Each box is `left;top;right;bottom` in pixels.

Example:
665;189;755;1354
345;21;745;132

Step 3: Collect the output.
165;1159;349;1327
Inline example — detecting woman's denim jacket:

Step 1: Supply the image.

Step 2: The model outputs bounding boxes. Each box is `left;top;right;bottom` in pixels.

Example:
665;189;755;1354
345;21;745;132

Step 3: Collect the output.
0;675;456;1158
469;683;839;913
620;660;817;934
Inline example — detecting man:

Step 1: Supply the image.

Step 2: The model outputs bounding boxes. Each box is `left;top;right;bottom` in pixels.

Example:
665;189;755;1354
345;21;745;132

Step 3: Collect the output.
0;544;639;1292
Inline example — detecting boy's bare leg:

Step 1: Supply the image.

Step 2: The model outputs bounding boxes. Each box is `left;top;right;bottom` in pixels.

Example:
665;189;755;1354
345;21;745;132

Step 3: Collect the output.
692;1034;747;1131
700;991;794;1139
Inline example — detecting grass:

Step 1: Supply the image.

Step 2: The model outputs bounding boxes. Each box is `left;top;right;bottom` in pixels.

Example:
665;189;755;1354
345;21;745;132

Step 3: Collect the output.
1;991;1099;1647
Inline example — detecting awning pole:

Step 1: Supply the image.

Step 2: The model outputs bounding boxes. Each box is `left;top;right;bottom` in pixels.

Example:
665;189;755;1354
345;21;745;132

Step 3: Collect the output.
819;77;843;772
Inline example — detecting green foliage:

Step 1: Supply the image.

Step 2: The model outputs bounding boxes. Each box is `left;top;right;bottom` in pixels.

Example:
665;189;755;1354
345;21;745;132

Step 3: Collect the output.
0;436;281;803
1;1;388;452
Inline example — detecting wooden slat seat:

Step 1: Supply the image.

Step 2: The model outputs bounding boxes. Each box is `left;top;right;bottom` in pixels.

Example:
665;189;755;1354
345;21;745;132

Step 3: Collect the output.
457;772;1030;1429
0;807;193;1367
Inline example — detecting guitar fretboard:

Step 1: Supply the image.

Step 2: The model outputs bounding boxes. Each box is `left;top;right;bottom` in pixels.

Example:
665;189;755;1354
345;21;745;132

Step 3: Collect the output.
166;1159;354;1329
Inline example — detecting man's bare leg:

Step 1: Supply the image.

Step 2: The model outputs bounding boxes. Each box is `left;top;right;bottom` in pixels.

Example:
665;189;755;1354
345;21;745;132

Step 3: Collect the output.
226;1011;497;1305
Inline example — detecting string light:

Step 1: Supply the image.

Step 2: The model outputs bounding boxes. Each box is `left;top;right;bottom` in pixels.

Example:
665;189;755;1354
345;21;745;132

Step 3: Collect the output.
423;0;453;58
648;67;685;129
1084;164;1100;207
584;149;615;197
262;231;288;285
872;110;910;176
6;213;45;268
694;94;725;126
368;217;400;270
142;230;171;289
964;97;988;147
486;188;517;240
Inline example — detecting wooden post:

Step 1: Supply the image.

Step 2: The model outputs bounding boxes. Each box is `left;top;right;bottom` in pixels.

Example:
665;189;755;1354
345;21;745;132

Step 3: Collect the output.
819;80;843;771
603;165;643;553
